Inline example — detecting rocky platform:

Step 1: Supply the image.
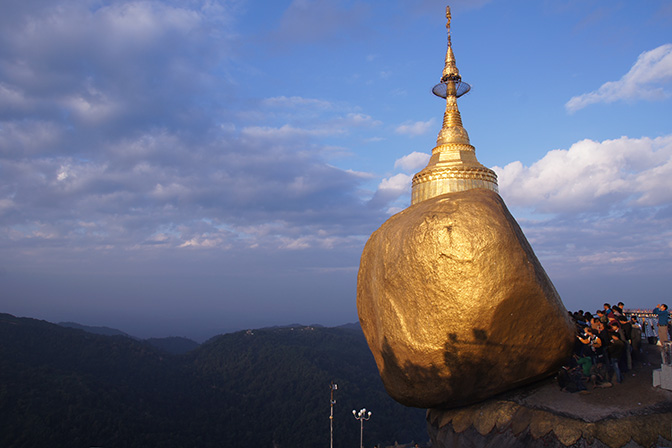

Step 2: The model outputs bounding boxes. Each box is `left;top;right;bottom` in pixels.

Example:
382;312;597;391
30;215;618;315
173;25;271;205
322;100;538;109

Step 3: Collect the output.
427;342;672;448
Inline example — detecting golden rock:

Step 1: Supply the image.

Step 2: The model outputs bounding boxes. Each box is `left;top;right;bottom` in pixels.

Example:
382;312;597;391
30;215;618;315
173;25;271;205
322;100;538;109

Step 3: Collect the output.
356;7;575;408
357;189;575;408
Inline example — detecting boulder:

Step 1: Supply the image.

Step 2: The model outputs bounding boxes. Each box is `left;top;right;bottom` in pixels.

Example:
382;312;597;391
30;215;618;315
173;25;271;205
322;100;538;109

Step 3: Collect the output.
357;188;575;408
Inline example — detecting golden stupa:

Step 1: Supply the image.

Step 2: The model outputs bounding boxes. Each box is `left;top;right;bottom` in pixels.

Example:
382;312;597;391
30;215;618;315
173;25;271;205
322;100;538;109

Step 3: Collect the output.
356;6;574;409
411;6;498;204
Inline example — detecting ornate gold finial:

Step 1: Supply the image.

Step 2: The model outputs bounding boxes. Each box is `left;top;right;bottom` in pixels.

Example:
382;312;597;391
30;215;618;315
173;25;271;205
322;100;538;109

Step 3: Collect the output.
442;6;459;83
411;5;498;205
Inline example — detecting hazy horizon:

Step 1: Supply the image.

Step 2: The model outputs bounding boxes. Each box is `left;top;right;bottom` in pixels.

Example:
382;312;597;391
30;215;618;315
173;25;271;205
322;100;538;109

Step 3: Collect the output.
52;315;362;342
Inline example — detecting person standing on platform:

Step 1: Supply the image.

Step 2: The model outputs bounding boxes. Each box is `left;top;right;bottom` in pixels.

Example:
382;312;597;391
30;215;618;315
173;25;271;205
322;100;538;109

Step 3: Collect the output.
630;316;642;359
653;304;670;345
643;317;657;345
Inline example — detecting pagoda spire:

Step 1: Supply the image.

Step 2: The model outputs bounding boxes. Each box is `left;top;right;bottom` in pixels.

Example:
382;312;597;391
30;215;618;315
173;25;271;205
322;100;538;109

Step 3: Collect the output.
411;6;498;205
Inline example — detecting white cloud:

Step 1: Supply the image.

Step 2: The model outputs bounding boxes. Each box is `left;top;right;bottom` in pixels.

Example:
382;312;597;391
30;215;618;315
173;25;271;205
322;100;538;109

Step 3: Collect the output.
566;44;672;112
395;118;435;136
367;173;412;210
0;83;32;113
56;165;70;181
493;135;672;214
0;198;15;216
0;120;62;157
262;96;333;110
394;151;430;172
341;113;382;127
95;2;202;46
151;183;190;201
343;168;376;179
378;173;412;193
577;251;640;265
179;235;231;249
278;236;311;250
240;110;381;140
363;153;429;212
64;83;122;125
240;124;343;139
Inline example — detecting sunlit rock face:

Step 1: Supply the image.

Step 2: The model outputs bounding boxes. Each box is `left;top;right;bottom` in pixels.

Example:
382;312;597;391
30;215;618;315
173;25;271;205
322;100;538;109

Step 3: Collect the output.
356;188;574;409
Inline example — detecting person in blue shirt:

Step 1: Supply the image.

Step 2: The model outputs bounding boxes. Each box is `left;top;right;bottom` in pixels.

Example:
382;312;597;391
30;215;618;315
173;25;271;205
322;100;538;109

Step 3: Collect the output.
653;304;670;345
603;303;613;316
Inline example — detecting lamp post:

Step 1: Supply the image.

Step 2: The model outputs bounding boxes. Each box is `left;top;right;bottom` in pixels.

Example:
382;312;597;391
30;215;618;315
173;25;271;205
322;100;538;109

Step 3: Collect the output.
352;408;371;448
329;382;337;448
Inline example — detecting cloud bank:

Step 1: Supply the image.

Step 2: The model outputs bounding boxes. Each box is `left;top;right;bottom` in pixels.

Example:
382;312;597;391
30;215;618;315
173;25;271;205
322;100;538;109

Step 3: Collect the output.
0;0;398;266
493;135;672;213
493;135;672;286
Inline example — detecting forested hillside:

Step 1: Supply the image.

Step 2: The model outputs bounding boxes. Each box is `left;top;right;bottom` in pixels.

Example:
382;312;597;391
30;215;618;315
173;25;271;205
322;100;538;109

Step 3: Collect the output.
0;313;427;448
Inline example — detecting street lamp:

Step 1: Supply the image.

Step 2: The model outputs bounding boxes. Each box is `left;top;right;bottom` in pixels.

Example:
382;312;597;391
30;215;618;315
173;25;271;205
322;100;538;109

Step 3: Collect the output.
352;408;372;448
329;382;337;448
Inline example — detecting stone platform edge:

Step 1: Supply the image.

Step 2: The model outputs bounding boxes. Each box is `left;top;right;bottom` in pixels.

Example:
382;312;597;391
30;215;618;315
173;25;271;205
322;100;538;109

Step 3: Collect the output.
427;399;672;448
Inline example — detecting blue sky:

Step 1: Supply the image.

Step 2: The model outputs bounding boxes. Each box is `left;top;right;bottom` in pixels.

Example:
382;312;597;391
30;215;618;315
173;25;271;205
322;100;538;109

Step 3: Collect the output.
1;0;671;340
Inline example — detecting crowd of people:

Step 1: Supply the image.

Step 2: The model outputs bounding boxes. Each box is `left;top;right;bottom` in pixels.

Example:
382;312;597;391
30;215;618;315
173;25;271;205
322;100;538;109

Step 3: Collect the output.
557;302;670;393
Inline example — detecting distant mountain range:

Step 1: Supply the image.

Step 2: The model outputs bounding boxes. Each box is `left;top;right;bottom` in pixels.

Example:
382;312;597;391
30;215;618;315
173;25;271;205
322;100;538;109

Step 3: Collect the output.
0;312;428;448
58;321;201;355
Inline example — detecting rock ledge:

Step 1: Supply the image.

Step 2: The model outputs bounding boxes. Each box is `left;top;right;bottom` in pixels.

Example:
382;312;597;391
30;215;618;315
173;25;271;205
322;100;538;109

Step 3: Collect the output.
427;345;672;448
